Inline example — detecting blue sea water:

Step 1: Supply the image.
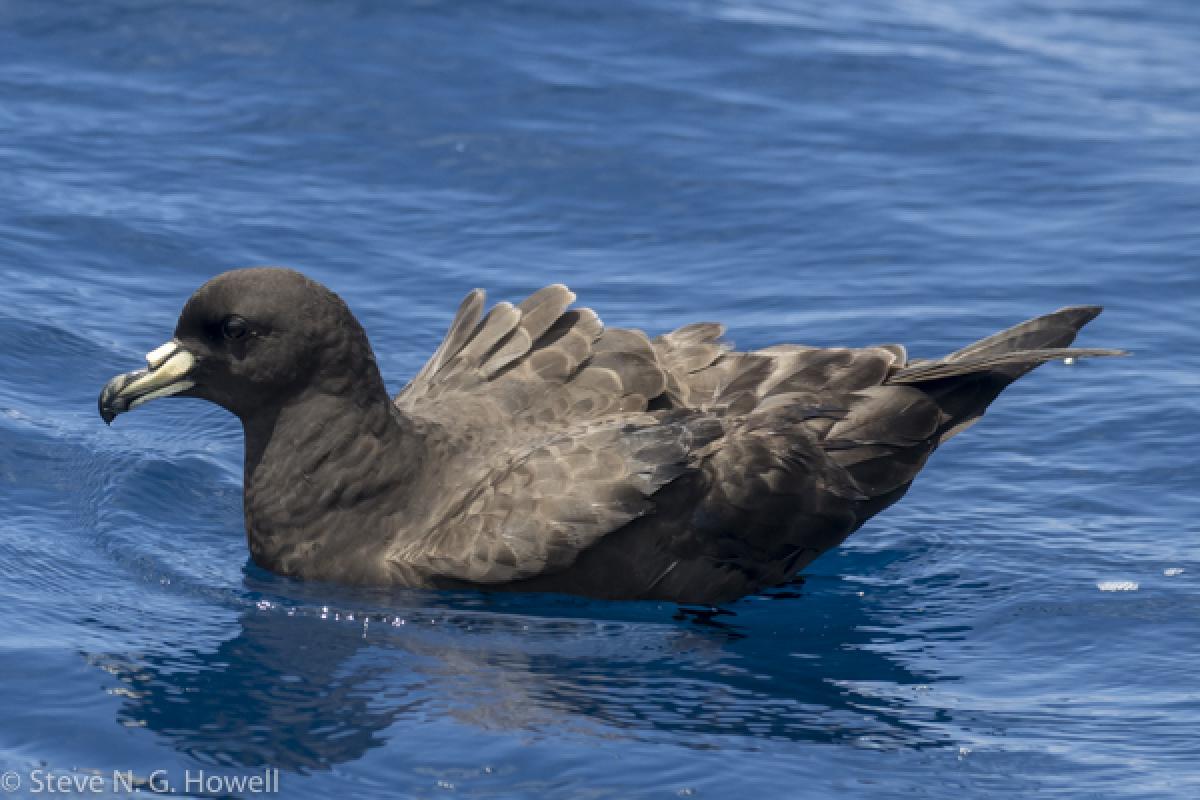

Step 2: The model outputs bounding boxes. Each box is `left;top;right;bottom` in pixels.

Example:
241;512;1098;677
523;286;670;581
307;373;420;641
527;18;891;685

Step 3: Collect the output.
1;0;1197;797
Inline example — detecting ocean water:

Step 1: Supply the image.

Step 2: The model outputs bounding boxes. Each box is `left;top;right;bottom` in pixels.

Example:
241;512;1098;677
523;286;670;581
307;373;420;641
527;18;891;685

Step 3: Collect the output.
1;0;1197;797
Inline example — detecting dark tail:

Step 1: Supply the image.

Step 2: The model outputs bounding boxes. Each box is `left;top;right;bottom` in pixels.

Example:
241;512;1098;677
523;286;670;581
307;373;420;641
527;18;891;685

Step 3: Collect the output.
887;306;1127;443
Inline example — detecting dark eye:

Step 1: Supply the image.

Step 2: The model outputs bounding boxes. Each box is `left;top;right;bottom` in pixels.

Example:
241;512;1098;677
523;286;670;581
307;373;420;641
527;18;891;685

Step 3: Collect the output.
221;315;249;340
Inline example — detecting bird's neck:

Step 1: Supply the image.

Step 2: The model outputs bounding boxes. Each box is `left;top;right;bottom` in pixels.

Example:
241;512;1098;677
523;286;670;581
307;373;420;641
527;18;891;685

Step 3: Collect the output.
239;389;425;582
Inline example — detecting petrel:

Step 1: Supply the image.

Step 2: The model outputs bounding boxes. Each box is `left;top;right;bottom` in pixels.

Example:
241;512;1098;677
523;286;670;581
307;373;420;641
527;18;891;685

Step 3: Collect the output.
99;268;1124;602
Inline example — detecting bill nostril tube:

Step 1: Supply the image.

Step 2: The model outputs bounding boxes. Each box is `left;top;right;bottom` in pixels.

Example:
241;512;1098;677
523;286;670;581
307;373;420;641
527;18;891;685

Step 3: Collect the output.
146;340;179;369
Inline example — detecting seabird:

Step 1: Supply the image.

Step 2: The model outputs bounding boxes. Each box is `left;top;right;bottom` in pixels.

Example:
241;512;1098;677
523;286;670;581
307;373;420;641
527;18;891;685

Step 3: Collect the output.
98;268;1124;602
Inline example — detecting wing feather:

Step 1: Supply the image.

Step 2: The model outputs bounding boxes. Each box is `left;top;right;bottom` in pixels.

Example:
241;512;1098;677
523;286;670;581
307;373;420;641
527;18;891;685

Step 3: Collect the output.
455;301;521;367
407;288;485;388
396;413;724;583
385;293;1120;597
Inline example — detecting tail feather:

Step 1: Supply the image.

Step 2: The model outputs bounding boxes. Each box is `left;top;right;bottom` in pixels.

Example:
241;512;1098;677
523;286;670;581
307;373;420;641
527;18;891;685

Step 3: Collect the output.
889;346;1127;384
884;306;1126;444
890;305;1127;384
945;305;1104;361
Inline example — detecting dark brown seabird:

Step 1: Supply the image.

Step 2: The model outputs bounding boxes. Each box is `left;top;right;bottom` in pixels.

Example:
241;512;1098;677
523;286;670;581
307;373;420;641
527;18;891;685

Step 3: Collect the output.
98;268;1125;603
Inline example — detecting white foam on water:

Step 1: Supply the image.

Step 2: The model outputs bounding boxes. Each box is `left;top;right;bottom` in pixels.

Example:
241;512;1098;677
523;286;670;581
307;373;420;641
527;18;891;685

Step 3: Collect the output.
1097;580;1139;592
1163;568;1185;577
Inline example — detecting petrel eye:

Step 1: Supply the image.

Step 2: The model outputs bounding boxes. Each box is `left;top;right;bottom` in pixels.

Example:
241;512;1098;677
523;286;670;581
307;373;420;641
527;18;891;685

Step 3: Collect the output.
221;315;249;340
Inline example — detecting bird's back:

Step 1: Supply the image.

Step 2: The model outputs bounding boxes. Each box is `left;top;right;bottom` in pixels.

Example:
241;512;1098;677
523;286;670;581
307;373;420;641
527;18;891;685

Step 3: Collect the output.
389;286;1121;602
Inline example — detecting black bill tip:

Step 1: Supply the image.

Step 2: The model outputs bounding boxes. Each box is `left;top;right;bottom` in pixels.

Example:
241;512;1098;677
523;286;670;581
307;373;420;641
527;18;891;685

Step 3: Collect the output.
97;369;142;425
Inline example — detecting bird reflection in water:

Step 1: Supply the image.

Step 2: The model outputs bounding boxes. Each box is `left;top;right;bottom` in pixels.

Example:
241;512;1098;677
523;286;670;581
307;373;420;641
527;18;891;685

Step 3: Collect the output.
88;566;957;773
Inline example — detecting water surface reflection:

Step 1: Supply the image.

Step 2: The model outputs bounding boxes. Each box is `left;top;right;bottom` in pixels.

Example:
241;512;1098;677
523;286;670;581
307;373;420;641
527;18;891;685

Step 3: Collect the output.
91;568;956;771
